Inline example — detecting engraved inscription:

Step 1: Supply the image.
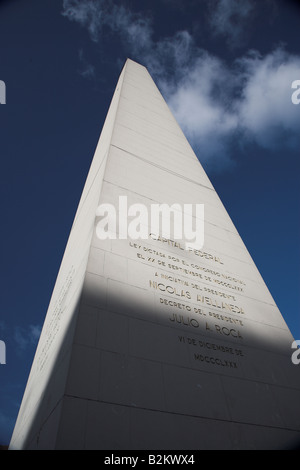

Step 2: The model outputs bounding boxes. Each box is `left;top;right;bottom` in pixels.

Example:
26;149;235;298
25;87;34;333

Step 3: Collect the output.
37;266;75;372
129;235;250;366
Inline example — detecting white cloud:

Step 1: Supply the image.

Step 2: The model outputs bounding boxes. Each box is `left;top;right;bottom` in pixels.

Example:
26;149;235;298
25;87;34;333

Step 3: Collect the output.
61;1;300;171
163;52;239;168
236;48;300;149
164;47;300;169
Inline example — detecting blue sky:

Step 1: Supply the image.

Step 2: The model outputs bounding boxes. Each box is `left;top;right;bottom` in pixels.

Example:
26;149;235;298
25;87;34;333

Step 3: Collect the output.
0;0;299;445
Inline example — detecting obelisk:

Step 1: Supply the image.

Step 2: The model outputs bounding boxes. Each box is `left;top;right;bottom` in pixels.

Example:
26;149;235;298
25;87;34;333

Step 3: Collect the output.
10;59;300;450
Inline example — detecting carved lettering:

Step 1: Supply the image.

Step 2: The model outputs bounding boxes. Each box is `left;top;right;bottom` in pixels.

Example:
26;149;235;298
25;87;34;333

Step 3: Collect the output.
194;353;238;369
169;313;199;328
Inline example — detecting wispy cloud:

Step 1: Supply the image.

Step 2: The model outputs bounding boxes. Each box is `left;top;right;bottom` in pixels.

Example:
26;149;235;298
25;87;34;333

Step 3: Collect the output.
236;48;300;150
208;0;255;48
62;0;105;42
78;48;95;79
164;46;300;169
13;324;41;351
62;0;152;50
61;0;300;171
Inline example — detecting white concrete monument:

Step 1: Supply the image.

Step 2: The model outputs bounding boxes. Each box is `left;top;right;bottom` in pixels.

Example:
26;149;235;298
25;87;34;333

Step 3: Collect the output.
10;59;300;450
